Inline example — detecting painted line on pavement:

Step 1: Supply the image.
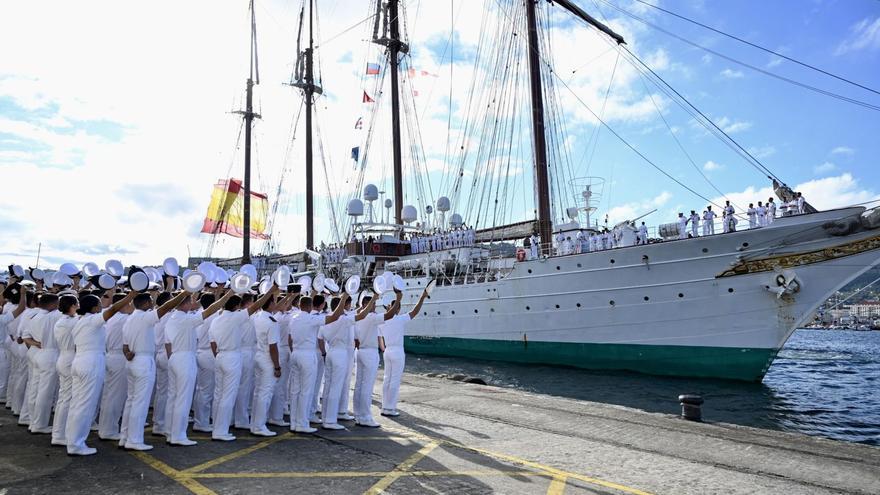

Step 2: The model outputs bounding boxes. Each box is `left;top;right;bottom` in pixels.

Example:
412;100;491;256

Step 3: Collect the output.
182;432;293;474
363;440;440;494
547;474;568;495
130;451;218;495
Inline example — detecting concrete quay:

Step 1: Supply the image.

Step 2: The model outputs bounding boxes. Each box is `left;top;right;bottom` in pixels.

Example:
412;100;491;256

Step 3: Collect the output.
1;372;878;494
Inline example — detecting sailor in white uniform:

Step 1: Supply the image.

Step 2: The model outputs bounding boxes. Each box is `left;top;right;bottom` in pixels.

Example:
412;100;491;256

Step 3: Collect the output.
118;291;186;451
353;294;396;427
209;288;275;441
309;295;328;423
380;287;429;417
767;198;776;224
0;284;28;411
66;290;135;456
163;291;230;446
267;296;295;426
8;291;37;417
18;296;47;426
796;192;806;214
677;213;688;240
193;293;221;433
234;293;258;430
50;294;78;447
288;294;347;433
28;294;62;434
689;211;700;238
151;292;174;436
747;203;757;229
250;294;284;437
756;201;767;227
704;206;716;235
529;234;539;259
97;293;132;440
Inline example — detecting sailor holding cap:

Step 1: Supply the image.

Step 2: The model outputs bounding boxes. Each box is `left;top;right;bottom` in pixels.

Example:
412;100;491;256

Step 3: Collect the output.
1;284;29;409
747;203;757;229
234;294;258;431
689;211;700;238
50;294;79;447
193;293;221;433
529;234;538;260
353;294;397;427
97;293;132;440
767;198;776;224
151;290;175;437
118;291;187;451
250;294;285;437
380;287;429;417
28;294;62;434
66;290;136;456
704;206;716;235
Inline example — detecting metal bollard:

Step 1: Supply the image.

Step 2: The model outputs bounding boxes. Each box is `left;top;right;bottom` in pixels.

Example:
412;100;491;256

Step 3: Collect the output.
678;394;704;421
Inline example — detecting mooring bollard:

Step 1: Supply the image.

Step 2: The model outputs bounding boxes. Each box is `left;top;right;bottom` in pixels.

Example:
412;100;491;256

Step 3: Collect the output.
678;394;704;421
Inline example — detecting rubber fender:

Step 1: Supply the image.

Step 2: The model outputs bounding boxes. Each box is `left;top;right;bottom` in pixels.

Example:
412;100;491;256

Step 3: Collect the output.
860;207;880;230
823;217;860;236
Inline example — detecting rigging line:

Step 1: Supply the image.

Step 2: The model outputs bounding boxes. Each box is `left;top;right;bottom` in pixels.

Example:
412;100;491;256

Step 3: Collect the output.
553;70;722;208
585;50;620;184
315;11;378;49
633;64;736;208
630;0;880;97
621;47;783;184
596;0;880;113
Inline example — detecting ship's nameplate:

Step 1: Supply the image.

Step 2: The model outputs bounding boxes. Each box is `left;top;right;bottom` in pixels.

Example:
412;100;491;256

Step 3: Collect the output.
718;233;880;278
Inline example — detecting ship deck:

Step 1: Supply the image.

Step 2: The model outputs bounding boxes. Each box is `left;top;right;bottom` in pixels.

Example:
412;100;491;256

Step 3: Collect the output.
2;373;877;494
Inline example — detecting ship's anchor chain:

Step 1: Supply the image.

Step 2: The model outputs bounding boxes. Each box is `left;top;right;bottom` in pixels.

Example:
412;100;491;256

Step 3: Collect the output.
764;269;802;299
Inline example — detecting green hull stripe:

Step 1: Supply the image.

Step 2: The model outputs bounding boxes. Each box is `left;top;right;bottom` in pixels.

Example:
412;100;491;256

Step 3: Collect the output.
404;336;778;382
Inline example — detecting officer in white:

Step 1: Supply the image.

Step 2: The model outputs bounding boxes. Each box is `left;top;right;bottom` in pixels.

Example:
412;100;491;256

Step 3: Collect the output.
66;290;135;456
756;201;767;227
151;291;174;437
318;292;373;430
193;293;221;433
0;284;28;411
723;201;736;232
250;293;285;437
98;292;133;440
796;192;806;214
209;287;275;441
380;286;429;417
51;293;78;447
118;291;186;451
8;288;36;418
18;293;49;427
288;293;347;433
689;210;700;238
267;295;296;427
163;290;230;446
529;234;538;260
704;206;716;235
677;213;688;240
353;293;397;427
28;294;62;434
767;198;776;223
747;203;757;229
234;293;258;431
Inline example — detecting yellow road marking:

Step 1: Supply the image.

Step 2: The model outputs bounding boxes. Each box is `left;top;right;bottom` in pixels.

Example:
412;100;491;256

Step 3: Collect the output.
363;440;440;494
547;475;568;495
182;432;293;474
188;470;546;479
130;451;218;495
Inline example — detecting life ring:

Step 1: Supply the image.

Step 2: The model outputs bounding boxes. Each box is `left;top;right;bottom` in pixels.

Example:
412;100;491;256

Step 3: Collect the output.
371;244;381;254
516;249;526;262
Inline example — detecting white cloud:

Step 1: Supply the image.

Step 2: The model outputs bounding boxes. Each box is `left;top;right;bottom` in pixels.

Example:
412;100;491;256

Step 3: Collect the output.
605;191;671;225
748;145;776;159
835;16;880;55
712;173;874;212
702;160;723;171
813;161;836;174
766;57;783;68
701;53;712;65
830;146;855;156
719;68;744;79
714;116;752;134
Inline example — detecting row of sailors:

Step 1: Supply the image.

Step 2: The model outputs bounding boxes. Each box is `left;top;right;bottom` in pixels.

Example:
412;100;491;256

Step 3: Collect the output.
408;227;476;254
319;246;346;264
677;194;808;239
0;278;429;456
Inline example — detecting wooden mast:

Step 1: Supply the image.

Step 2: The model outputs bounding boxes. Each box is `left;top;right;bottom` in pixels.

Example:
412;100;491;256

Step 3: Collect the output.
241;0;260;264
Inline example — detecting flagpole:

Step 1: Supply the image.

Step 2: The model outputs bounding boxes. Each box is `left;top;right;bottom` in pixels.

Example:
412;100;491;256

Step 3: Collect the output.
304;0;316;249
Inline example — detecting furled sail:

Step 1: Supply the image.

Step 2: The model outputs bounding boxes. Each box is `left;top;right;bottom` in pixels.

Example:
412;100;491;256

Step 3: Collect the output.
201;178;270;239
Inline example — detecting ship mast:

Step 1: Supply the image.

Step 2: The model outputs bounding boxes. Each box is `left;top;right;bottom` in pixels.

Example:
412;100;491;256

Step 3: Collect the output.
374;0;408;229
525;0;624;254
239;0;261;264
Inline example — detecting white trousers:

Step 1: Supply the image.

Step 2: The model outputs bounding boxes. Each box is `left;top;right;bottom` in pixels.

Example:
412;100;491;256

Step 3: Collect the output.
289;350;316;429
321;348;347;425
52;351;75;444
30;348;59;431
251;351;277;431
193;349;215;430
120;354;156;446
212;351;242;438
66;351;105;453
382;348;405;411
98;353;127;438
268;348;289;422
9;343;28;414
152;351;169;433
338;347;355;416
312;349;324;415
166;352;197;443
0;344;9;402
354;348;379;422
20;346;39;423
234;348;254;428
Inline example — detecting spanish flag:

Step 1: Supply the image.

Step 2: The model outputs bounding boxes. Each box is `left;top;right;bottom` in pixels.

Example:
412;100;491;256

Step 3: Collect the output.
201;179;270;239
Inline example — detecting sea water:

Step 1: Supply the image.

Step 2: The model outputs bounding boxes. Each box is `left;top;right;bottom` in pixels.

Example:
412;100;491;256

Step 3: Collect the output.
406;329;880;445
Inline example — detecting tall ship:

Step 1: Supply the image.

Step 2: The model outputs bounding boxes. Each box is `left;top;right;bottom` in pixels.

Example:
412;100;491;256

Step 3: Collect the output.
205;0;880;382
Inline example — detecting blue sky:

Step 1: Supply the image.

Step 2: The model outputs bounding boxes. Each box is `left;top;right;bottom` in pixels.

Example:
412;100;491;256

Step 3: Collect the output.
0;0;878;268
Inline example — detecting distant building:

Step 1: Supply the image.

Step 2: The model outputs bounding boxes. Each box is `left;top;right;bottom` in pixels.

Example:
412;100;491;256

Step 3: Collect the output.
848;301;880;320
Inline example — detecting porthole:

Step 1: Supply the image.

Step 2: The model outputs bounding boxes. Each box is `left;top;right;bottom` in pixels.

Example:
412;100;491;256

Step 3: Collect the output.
423;312;427;316
741;242;749;248
609;300;615;306
728;288;734;293
555;304;560;309
418;281;422;285
576;303;581;308
577;263;582;268
526;306;531;311
451;310;456;315
527;269;533;274
556;266;561;270
678;293;684;298
490;308;495;312
474;309;479;314
702;248;708;253
437;311;441;315
644;296;650;301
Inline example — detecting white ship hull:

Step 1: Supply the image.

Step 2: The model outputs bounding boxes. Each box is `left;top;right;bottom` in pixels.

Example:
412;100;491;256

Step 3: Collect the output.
392;207;880;381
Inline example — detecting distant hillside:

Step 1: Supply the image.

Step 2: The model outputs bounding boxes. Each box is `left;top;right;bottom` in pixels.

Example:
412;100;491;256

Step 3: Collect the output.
839;264;880;294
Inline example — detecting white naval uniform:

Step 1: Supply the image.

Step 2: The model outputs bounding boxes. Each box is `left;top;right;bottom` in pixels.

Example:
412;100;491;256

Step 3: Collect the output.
30;309;62;433
66;313;108;455
318;313;355;426
380;314;410;413
209;310;248;439
689;214;700;238
757;205;767;226
251;311;279;434
0;307;14;403
19;308;47;425
353;312;384;424
119;309;159;448
268;310;293;424
163;310;201;444
337;314;356;418
529;235;538;259
767;202;776;224
747;207;757;229
234;315;256;429
677;216;688;240
193;313;219;431
151;312;172;435
705;210;716;235
98;312;128;439
51;314;78;445
289;311;323;430
8;308;36;416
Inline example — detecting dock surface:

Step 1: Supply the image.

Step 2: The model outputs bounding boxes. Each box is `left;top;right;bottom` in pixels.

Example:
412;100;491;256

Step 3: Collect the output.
2;373;878;494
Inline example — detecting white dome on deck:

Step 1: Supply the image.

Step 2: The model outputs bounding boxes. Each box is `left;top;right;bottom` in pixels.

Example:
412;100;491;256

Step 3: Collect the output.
402;205;418;223
347;199;364;217
384;198;393;209
450;213;463;227
437;196;451;212
363;184;379;201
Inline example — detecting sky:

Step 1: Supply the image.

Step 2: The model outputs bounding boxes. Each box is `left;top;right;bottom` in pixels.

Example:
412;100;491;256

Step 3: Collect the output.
1;0;879;269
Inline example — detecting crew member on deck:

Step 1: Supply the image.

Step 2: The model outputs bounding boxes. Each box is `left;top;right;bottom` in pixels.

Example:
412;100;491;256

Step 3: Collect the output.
767;198;777;224
380;287;429;417
689;210;700;238
747;203;757;229
704;206;716;235
677;213;688;240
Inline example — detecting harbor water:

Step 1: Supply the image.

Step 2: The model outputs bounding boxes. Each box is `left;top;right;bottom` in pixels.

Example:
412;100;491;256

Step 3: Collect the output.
406;329;880;446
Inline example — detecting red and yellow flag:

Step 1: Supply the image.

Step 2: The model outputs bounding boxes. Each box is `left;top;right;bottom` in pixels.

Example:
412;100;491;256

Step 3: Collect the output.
201;179;270;239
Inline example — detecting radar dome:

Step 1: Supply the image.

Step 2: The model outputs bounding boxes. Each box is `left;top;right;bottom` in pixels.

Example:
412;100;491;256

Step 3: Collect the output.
449;213;463;227
566;207;579;220
436;196;451;212
347;198;364;217
401;205;418;223
425;205;433;214
363;184;379;201
384;198;393;209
